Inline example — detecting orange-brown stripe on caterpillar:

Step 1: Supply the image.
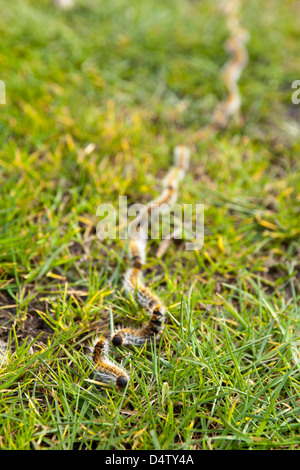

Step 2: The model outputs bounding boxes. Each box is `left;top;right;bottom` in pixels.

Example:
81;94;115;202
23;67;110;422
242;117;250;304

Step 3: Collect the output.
141;178;178;221
92;338;129;390
123;267;164;313
173;145;190;174
129;236;146;270
112;305;165;347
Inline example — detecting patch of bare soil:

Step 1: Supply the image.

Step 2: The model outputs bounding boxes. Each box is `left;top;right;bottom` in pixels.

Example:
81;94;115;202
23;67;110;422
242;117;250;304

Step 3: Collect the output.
0;290;53;347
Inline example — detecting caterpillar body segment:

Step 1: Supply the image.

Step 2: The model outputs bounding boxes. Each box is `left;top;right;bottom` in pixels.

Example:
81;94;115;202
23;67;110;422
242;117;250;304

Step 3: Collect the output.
161;145;190;193
135;283;165;315
123;267;165;313
123;266;165;327
139;305;165;339
92;338;129;390
146;185;178;211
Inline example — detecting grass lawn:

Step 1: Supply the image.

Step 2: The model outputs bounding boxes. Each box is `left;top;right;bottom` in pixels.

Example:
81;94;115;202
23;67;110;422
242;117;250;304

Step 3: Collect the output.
0;0;300;450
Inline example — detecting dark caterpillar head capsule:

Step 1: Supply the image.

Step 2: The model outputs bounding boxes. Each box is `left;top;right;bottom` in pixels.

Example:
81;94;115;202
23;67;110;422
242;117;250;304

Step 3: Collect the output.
116;375;128;389
112;333;123;347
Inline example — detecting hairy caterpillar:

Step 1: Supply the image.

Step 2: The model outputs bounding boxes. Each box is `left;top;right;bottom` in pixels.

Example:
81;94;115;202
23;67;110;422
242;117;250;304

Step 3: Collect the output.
92;338;129;390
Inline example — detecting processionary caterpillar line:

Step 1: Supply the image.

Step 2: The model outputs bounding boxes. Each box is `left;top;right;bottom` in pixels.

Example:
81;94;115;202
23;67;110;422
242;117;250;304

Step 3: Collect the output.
91;146;190;389
111;145;190;348
91;0;248;390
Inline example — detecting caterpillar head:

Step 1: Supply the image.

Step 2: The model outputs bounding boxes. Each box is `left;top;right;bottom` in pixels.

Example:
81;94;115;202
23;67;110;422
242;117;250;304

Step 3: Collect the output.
116;374;128;390
112;333;123;347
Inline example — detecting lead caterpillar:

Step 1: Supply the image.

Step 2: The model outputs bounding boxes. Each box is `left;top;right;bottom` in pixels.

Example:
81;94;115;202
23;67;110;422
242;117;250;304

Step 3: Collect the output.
91;146;190;390
92;338;129;390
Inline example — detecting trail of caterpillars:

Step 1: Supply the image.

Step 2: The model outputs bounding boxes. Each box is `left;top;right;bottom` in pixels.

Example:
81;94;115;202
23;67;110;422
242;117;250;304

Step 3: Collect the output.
92;146;190;390
194;0;249;141
91;0;248;391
